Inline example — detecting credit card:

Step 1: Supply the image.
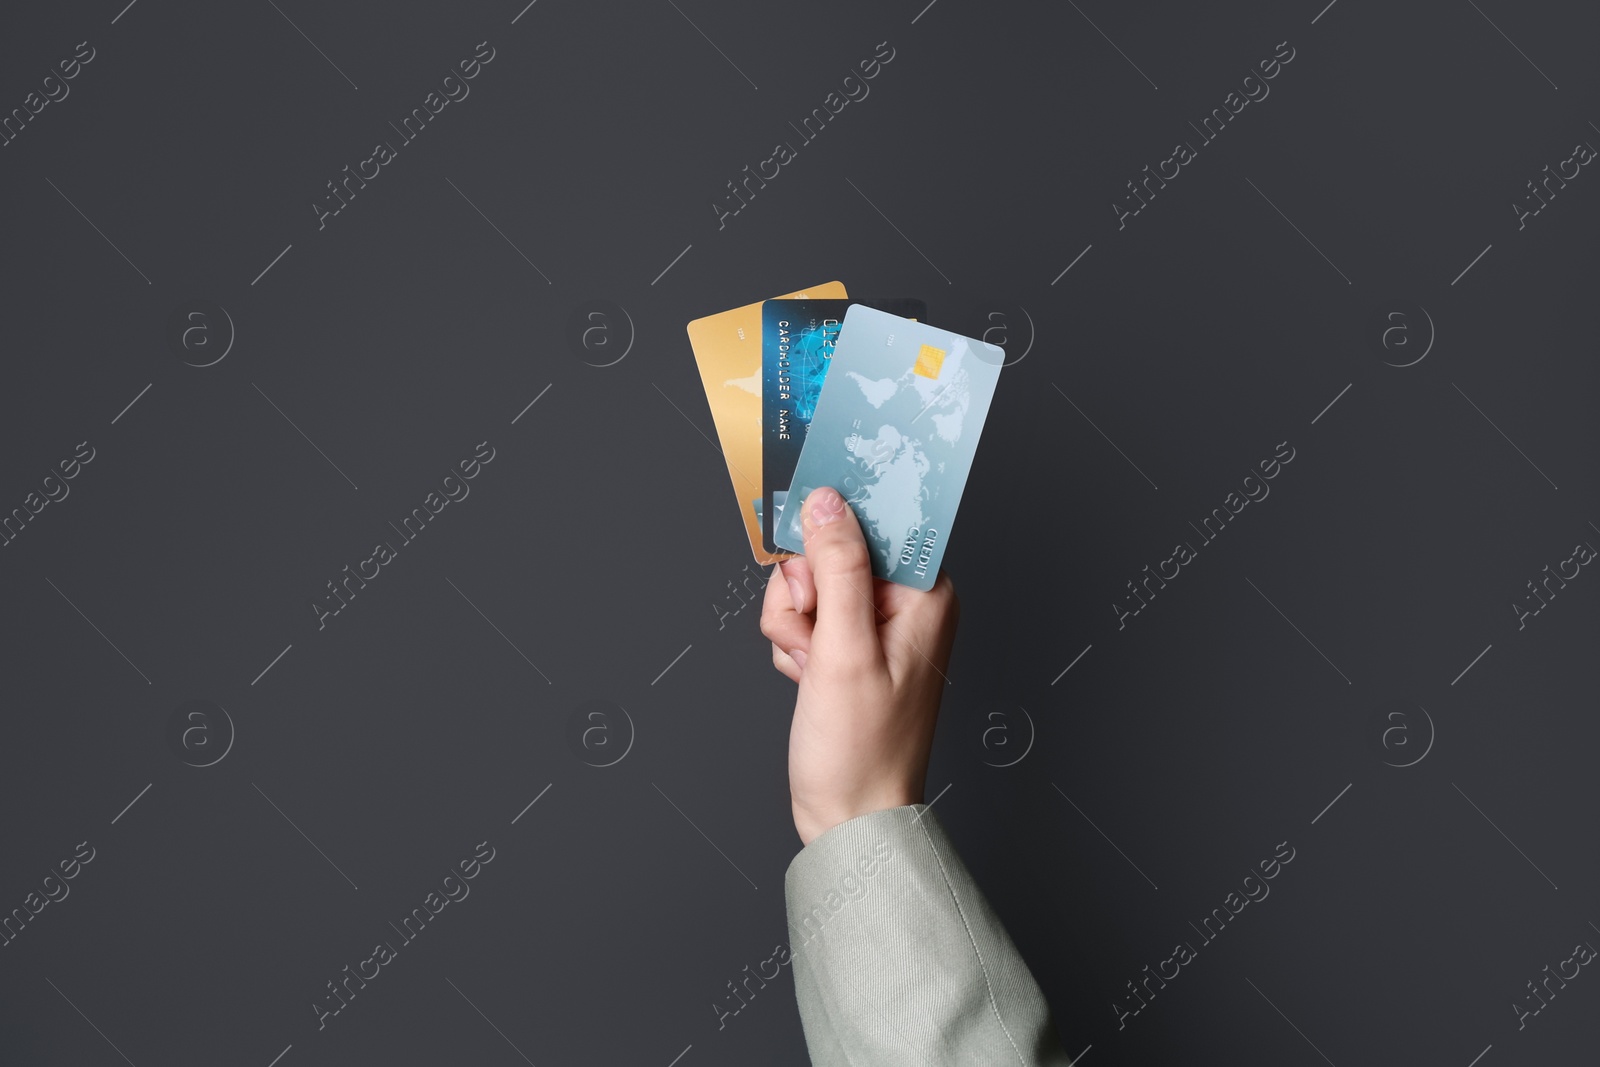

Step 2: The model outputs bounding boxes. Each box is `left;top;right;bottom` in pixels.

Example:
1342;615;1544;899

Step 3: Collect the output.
761;297;925;551
686;281;847;564
772;304;1005;591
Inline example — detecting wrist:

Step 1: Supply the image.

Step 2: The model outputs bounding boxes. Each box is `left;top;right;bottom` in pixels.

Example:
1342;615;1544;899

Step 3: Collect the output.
792;787;922;846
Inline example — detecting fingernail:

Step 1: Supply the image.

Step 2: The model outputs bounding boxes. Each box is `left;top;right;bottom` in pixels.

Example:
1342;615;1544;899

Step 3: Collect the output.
787;577;804;606
790;648;807;669
808;486;846;527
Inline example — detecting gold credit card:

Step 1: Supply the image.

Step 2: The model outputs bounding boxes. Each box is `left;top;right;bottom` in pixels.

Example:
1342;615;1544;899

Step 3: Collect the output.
687;281;847;564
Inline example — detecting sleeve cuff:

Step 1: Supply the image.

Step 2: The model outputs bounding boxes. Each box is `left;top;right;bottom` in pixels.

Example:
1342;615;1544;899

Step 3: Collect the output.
783;803;1073;1066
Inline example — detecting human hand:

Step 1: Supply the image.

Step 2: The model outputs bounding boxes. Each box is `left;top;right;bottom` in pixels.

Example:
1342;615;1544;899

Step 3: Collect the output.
760;486;960;846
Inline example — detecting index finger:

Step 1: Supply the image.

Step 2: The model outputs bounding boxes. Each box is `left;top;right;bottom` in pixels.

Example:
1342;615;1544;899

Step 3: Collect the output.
759;559;814;658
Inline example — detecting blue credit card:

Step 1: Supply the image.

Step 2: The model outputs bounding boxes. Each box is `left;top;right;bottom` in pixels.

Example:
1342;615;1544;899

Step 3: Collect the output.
772;304;1005;590
761;297;925;551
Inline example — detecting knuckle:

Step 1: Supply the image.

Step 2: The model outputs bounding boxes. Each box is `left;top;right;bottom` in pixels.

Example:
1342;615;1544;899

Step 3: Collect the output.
816;537;871;579
914;575;959;633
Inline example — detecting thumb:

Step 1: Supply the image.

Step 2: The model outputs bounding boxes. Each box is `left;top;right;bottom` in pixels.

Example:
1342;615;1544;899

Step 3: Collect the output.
801;486;881;663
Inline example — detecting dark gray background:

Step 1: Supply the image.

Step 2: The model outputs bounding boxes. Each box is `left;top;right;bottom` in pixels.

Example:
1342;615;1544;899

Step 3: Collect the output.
2;0;1596;1064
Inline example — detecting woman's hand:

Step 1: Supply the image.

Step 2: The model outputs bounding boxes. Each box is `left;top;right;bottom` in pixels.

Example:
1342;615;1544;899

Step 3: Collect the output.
760;486;960;846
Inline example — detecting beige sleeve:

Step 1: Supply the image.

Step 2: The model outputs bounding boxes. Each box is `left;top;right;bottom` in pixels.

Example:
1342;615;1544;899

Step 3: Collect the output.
784;803;1076;1066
